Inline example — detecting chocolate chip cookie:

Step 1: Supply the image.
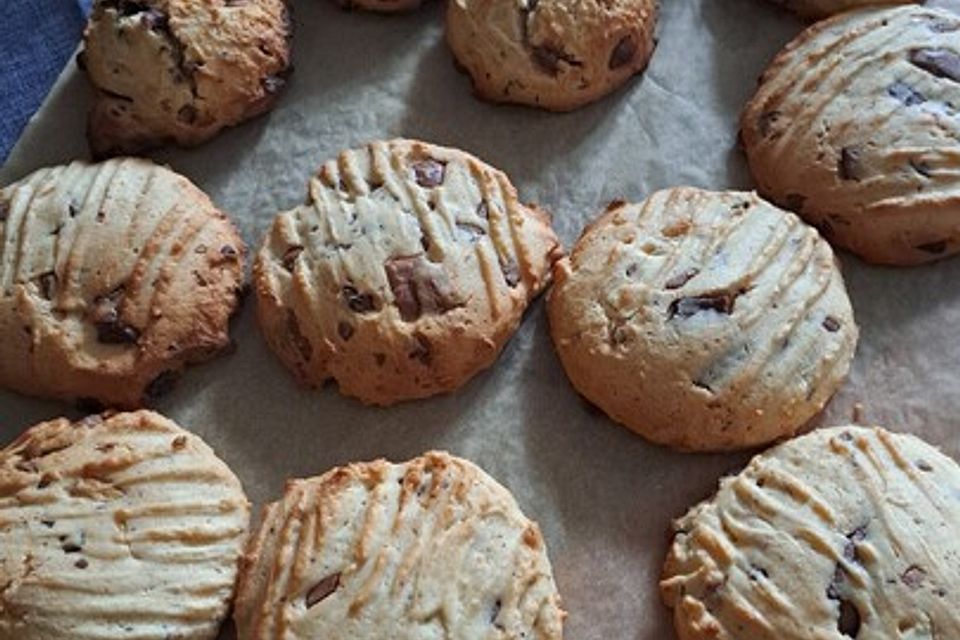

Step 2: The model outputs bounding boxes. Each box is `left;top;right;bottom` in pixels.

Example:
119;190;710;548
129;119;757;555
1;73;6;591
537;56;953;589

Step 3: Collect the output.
0;410;250;640
80;0;292;157
742;5;960;265
0;158;245;409
764;0;911;19
445;0;658;111
547;188;858;451
234;451;565;639
661;425;960;640
254;139;562;405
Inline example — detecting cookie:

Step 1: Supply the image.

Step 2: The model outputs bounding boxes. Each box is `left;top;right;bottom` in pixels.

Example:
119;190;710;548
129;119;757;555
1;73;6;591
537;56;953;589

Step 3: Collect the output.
547;188;858;451
445;0;658;111
0;410;250;640
0;158;245;409
661;425;960;640
764;0;910;19
254;139;562;405
741;5;960;265
80;0;292;157
234;451;565;639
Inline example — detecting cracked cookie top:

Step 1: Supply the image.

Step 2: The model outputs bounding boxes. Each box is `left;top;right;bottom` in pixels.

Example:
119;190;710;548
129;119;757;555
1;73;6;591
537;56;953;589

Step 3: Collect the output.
742;5;960;265
445;0;658;111
253;139;563;405
547;187;857;451
80;0;292;156
0;410;250;640
661;425;960;640
0;158;245;409
234;451;564;640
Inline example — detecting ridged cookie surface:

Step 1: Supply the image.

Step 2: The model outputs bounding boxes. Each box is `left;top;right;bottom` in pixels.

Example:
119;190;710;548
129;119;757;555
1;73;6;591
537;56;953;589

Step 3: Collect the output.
764;0;910;19
445;0;658;111
81;0;292;156
661;425;960;640
0;158;245;409
548;188;857;451
234;451;565;639
0;410;250;640
254;139;562;405
742;5;960;265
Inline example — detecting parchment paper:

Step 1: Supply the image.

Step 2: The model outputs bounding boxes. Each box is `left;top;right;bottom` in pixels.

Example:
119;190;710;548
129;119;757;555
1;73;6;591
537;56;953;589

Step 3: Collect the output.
3;1;960;637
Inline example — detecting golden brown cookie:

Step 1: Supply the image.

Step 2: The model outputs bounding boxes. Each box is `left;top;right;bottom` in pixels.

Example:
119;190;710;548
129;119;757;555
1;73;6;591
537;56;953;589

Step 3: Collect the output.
0;410;250;640
234;451;565;639
742;5;960;265
445;0;658;111
254;139;562;405
0;158;245;409
661;425;960;640
80;0;292;157
548;188;858;451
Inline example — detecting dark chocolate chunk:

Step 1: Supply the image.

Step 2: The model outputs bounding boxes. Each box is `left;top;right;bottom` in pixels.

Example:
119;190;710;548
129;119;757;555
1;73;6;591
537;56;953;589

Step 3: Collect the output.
220;244;239;260
901;565;926;589
490;598;503;628
282;245;304;272
409;332;431;365
91;288;140;345
337;321;354;341
75;558;89;569
412;159;445;188
286;310;313;362
341;285;377;313
41;519;55;528
177;104;197;124
39;272;58;301
385;255;462;322
531;44;582;76
668;290;741;319
838;146;864;181
664;268;700;290
837;599;861;638
608;36;637;69
758;111;781;138
916;459;934;472
916;239;948;254
822;316;841;332
910;159;932;178
306;573;341;608
456;222;486;243
500;257;520;288
909;47;960;83
887;81;926;106
62;542;82;554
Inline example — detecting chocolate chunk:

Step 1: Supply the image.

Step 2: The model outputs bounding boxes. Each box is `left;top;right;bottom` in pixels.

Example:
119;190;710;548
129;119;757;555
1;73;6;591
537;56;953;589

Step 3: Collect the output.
909;48;960;83
456;222;486;243
144;370;180;402
337;321;354;341
668;290;741;319
910;159;932;178
412;159;445;188
41;519;55;528
917;459;934;472
282;245;304;272
608;36;637;69
177;104;198;125
916;239;948;254
664;268;700;290
477;201;489;219
490;598;503;628
838;146;864;181
306;573;341;608
837;599;861;637
500;257;520;288
901;565;926;589
92;288;140;345
385;255;462;322
171;435;187;450
38;272;58;301
75;558;89;569
822;316;841;332
62;542;82;554
748;565;769;581
341;285;377;313
887;81;926;106
220;244;239;260
758;111;781;138
843;526;866;563
286;310;313;362
409;332;431;365
531;44;582;76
